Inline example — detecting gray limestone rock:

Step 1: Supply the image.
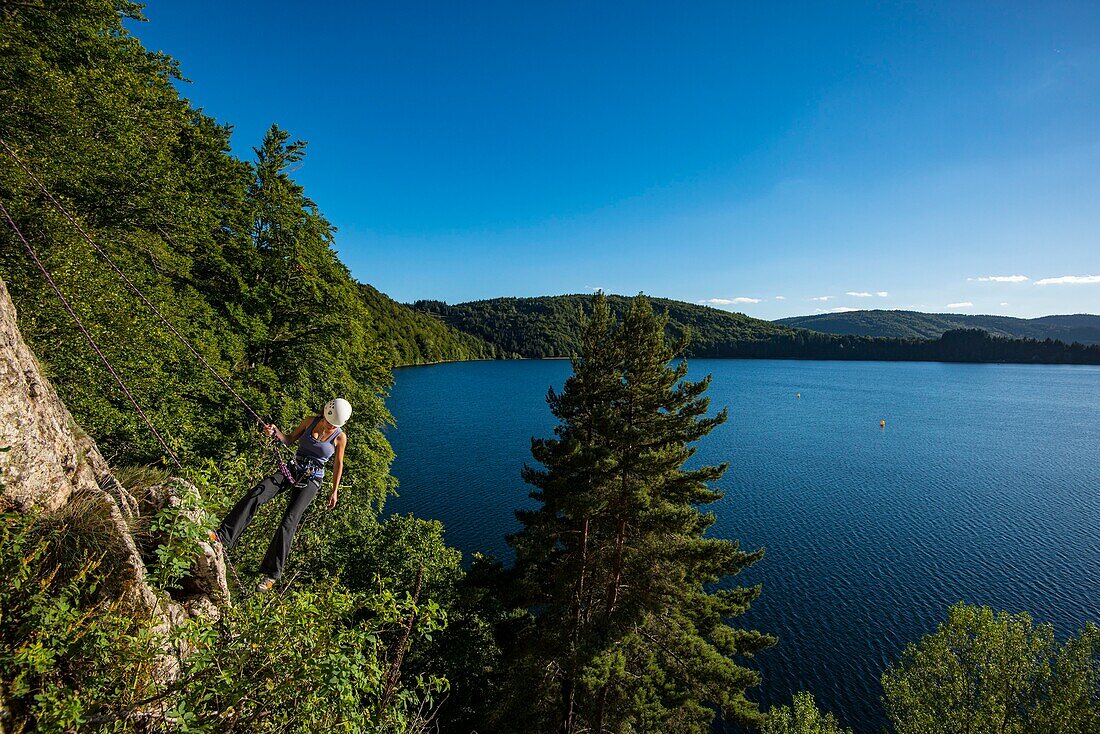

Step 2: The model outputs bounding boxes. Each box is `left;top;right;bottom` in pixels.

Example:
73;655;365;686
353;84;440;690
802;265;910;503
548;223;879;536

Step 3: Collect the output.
0;278;231;692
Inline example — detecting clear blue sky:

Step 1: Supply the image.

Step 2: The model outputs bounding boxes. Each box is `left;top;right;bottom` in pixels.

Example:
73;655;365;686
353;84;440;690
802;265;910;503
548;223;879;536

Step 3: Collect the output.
128;1;1100;318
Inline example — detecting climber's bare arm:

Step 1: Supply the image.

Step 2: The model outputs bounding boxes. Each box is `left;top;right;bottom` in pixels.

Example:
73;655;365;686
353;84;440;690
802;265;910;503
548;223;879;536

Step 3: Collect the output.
328;433;347;510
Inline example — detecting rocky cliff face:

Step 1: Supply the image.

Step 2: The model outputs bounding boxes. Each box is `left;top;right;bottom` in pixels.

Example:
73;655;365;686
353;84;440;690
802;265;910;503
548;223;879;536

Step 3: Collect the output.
0;279;127;515
0;278;229;676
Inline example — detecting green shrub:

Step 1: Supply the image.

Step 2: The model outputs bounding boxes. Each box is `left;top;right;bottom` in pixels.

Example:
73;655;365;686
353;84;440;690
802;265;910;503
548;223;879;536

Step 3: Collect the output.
883;602;1100;734
762;692;853;734
0;509;163;733
169;580;448;733
0;505;450;733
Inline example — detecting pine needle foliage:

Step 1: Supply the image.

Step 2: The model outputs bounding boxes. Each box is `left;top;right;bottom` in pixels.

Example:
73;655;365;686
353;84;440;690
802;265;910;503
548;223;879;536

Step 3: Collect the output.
504;293;775;733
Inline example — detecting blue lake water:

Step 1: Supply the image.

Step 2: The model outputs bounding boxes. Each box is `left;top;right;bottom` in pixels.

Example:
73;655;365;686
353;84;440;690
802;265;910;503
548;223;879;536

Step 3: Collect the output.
385;359;1100;732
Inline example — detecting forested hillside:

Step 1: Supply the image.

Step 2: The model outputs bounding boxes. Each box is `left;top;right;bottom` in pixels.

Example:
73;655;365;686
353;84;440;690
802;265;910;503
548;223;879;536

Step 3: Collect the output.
777;309;1100;344
413;294;794;358
0;0;485;465
359;284;502;365
416;296;1100;364
0;3;495;731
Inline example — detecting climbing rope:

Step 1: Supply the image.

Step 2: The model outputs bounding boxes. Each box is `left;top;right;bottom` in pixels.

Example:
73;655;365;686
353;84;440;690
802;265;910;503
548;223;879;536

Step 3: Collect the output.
1;138;300;599
220;540;248;599
0;137;265;425
380;564;426;716
0;194;264;613
0;197;183;469
0;138;297;473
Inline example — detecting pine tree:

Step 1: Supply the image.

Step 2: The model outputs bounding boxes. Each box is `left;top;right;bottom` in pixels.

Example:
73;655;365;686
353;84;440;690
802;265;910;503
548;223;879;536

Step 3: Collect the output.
506;293;775;733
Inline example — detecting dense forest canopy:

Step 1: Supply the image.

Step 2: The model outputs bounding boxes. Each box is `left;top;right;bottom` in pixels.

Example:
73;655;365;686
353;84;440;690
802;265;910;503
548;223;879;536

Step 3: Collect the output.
415;296;1100;364
777;310;1100;344
359;284;502;365
413;295;798;358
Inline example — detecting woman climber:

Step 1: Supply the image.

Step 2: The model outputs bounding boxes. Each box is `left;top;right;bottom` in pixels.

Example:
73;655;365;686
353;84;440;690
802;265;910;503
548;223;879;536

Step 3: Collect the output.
212;398;351;592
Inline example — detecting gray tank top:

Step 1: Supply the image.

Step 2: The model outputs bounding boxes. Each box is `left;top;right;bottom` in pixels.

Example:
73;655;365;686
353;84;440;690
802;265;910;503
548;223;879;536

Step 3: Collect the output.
295;417;342;478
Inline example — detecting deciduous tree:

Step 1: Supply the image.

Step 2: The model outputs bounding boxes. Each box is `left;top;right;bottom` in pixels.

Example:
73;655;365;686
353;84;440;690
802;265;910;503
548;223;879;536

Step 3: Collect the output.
762;692;854;734
882;602;1100;734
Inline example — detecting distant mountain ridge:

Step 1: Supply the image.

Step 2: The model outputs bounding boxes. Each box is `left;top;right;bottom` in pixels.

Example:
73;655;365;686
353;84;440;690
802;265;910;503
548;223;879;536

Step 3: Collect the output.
409;295;1100;364
775;310;1100;345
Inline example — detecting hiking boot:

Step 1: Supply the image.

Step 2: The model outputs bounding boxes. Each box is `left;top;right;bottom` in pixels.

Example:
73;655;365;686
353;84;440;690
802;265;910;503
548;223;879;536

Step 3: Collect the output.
256;577;276;592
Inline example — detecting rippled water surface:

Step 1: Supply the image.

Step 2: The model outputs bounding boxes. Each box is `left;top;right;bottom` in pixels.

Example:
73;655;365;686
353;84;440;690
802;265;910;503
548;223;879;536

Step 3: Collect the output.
386;359;1100;731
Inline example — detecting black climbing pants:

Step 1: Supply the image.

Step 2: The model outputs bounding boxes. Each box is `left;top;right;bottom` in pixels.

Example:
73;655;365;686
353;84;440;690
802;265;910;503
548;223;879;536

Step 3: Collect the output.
217;471;322;580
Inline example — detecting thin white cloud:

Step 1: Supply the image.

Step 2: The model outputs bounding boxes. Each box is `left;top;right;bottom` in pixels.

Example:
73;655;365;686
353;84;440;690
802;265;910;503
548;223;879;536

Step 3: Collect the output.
969;275;1029;283
1034;274;1100;285
1000;302;1010;306
946;301;974;308
876;291;889;297
700;297;762;305
829;307;859;313
775;295;786;300
810;296;832;302
846;291;874;297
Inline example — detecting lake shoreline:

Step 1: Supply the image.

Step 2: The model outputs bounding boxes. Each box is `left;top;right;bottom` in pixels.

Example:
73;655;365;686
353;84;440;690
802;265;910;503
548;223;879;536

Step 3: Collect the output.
394;355;1100;369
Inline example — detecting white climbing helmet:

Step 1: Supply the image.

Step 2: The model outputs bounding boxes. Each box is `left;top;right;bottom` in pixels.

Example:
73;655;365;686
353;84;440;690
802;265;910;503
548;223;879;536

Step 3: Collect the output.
324;398;352;427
